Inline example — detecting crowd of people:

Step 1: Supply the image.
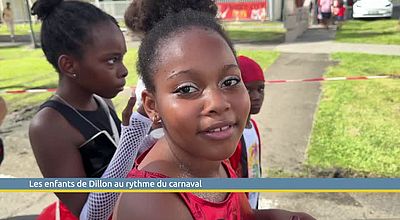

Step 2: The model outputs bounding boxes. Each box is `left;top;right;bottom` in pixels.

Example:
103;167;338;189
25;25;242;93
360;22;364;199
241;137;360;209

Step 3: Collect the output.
0;0;317;219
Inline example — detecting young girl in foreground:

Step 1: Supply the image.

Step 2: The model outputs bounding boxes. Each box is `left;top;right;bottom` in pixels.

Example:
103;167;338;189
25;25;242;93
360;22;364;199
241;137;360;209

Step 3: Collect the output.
113;9;315;220
80;1;219;219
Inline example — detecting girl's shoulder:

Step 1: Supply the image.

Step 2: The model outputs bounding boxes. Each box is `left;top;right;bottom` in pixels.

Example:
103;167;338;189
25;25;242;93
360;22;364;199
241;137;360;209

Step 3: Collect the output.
30;103;72;134
29;101;86;154
115;192;192;220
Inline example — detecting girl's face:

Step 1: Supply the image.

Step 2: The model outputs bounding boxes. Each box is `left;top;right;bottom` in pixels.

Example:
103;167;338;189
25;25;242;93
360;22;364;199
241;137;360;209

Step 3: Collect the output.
74;21;128;98
245;80;265;114
148;28;250;161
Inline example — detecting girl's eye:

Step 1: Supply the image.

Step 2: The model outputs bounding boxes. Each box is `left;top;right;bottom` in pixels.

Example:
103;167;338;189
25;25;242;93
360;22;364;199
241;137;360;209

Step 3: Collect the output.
221;76;240;88
174;84;199;95
107;57;118;65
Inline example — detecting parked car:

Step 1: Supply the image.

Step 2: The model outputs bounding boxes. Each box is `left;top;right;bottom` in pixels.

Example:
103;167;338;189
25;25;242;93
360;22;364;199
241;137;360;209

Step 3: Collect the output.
353;0;393;18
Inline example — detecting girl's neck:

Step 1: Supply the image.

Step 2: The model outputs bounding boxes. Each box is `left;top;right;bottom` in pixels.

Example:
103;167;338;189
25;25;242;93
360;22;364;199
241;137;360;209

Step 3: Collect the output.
245;115;252;128
56;80;97;111
161;138;226;178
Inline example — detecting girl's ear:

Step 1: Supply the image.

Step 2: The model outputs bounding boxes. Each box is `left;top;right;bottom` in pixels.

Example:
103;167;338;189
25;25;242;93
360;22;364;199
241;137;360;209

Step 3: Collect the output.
142;89;159;122
58;55;78;79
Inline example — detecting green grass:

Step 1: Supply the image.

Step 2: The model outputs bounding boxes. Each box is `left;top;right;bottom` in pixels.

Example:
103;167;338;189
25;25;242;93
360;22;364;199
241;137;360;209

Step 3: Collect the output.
0;23;41;35
0;46;279;118
223;21;285;43
336;19;400;45
237;49;280;69
1;21;285;43
307;52;400;177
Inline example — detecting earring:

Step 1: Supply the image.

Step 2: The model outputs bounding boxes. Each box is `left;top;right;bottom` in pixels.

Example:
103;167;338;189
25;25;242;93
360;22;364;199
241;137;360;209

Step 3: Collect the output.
72;73;77;78
152;115;159;123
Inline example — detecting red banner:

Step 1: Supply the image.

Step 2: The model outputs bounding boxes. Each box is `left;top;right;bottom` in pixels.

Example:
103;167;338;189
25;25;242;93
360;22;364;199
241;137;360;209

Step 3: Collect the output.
216;1;268;21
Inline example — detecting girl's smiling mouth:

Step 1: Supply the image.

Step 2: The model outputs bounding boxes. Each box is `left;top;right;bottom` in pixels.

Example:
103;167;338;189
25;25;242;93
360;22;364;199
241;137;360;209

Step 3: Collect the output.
200;121;236;140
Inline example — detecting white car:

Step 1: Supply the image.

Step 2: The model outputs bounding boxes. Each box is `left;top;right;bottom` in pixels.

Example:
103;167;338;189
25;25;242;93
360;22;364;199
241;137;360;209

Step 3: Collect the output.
353;0;393;18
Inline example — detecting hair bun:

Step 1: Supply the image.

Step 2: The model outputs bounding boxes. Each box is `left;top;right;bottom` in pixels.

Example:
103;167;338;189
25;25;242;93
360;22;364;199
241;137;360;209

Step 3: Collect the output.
31;0;63;20
124;0;217;34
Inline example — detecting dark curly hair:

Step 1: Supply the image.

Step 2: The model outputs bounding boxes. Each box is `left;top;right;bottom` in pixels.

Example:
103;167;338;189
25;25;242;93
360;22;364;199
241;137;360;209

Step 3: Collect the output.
31;0;119;72
137;9;235;93
124;0;218;35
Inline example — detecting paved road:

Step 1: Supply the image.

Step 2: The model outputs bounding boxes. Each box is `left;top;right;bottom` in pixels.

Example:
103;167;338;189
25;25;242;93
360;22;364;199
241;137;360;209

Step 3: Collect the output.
253;52;334;173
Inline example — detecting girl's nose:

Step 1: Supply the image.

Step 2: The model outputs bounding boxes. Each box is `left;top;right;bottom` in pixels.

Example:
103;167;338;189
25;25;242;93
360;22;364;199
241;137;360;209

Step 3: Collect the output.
119;64;128;78
203;89;231;115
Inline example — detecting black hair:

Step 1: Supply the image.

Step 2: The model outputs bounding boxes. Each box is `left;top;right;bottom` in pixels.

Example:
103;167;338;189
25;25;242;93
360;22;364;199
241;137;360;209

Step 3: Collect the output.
138;9;235;93
31;0;119;72
124;0;218;35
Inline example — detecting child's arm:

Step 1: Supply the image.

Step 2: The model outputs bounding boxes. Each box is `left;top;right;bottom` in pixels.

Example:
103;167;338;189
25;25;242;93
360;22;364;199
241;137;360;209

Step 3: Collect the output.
80;97;155;220
29;108;88;216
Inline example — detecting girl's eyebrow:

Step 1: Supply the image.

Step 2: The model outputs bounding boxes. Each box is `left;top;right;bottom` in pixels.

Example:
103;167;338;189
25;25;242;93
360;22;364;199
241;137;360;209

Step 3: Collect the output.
167;69;195;80
222;64;239;71
167;64;240;80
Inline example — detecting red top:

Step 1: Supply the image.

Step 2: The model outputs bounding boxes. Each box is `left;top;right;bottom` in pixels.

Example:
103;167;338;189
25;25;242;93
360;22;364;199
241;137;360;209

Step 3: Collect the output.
337;7;345;16
127;152;253;220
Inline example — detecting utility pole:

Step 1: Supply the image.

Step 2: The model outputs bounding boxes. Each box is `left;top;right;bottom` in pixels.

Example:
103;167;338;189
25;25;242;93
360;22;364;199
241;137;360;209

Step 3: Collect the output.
268;0;273;21
24;0;40;48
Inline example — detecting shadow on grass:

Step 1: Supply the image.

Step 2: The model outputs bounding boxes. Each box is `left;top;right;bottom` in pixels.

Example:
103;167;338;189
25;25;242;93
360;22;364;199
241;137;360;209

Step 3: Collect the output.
0;43;29;49
337;31;399;40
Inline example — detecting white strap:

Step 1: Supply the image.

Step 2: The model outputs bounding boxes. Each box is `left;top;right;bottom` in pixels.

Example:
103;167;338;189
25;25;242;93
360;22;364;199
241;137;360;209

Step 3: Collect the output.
55;200;60;220
109;113;120;144
94;95;120;145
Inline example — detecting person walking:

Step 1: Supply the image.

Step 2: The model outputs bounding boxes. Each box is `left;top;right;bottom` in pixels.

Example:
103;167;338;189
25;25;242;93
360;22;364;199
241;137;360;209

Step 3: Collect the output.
318;0;333;29
2;2;15;42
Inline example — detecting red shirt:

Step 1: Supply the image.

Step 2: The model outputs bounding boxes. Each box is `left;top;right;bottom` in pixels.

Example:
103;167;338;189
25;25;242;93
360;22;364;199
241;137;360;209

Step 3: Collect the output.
337;7;345;16
128;156;253;220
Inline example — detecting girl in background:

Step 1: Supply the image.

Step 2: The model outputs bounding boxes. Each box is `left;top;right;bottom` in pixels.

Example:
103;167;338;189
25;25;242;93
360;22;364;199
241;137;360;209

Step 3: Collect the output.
333;0;346;30
229;55;265;209
29;0;133;218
